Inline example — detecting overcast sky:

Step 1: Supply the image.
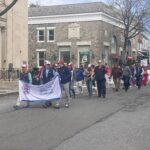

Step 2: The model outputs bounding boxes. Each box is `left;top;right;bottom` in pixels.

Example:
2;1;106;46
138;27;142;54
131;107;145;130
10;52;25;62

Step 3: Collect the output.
28;0;106;6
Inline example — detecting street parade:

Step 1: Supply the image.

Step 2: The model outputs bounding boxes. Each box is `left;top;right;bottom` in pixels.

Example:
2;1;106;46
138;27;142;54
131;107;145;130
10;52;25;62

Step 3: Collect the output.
13;59;150;110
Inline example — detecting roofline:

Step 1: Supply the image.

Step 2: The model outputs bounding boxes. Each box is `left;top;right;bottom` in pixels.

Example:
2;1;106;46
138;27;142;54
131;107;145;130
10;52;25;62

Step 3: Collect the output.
28;12;123;26
29;1;105;8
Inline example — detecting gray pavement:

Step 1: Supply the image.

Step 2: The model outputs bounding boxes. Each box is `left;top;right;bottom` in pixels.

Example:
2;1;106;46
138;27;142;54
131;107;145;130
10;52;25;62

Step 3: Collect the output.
54;103;150;150
0;86;149;150
54;87;150;150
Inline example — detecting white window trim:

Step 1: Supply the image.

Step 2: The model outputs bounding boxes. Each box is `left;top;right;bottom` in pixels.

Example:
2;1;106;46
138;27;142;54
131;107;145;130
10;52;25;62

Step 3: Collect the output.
37;27;45;43
36;49;46;67
36;49;46;52
47;27;55;42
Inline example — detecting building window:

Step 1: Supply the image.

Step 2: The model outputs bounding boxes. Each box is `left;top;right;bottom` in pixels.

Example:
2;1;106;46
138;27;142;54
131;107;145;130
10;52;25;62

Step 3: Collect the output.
111;36;117;54
104;30;108;37
36;49;46;67
59;47;70;64
37;28;45;42
78;46;90;67
120;33;124;42
137;41;143;50
47;27;55;42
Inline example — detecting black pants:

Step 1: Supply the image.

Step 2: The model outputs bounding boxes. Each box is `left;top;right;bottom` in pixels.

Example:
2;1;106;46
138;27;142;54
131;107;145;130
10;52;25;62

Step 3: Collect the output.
96;79;106;97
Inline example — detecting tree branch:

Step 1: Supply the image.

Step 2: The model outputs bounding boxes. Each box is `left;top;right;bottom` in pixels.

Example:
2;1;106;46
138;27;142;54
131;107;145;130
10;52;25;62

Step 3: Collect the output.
0;0;18;16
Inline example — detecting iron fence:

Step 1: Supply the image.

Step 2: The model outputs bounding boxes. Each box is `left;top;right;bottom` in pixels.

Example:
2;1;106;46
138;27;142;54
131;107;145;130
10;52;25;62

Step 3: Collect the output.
0;69;20;80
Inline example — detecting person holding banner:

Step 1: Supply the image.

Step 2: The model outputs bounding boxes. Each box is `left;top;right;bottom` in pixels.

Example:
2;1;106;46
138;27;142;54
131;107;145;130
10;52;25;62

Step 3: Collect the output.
41;61;57;108
58;60;71;108
13;64;32;109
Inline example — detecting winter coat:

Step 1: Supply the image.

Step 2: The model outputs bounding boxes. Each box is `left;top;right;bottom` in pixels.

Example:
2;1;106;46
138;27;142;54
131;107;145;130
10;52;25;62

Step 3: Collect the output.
58;66;71;84
42;68;55;84
95;66;106;81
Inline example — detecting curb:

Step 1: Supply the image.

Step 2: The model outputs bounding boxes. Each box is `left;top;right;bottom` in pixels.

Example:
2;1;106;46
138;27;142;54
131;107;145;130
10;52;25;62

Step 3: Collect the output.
0;91;18;97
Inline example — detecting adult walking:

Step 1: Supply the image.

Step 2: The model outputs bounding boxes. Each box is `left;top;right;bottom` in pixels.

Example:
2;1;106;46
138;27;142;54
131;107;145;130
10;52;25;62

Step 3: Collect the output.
95;60;107;98
110;64;122;91
134;63;144;89
122;65;131;91
58;60;71;108
13;64;32;109
68;63;76;99
41;61;56;108
85;64;93;97
75;65;84;94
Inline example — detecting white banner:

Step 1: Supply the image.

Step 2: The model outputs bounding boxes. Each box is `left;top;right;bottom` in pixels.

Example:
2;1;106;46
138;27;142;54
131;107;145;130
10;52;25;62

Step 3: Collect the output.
19;76;61;102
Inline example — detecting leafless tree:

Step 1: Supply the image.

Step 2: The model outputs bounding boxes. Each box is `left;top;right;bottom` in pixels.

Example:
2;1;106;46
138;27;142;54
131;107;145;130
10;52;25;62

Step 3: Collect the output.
0;0;18;16
110;0;150;63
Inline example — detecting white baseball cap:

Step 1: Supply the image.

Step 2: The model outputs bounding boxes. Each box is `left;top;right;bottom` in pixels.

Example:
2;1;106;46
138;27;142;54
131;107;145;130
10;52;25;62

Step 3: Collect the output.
88;64;91;68
98;60;102;63
45;60;51;65
21;64;27;68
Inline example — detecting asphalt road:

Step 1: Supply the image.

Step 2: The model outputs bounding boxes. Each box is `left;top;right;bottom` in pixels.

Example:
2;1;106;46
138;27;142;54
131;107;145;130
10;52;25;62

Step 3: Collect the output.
0;86;149;150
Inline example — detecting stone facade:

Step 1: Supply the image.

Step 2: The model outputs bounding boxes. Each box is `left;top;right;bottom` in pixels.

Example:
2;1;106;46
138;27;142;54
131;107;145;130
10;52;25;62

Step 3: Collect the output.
28;2;147;68
0;0;28;69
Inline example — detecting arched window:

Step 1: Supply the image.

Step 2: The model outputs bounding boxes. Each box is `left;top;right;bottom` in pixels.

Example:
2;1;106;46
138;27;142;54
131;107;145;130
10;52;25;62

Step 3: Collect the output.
137;39;143;50
111;36;117;54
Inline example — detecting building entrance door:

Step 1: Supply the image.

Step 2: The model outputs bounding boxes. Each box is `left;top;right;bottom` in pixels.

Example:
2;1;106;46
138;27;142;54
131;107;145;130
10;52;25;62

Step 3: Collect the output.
78;46;90;67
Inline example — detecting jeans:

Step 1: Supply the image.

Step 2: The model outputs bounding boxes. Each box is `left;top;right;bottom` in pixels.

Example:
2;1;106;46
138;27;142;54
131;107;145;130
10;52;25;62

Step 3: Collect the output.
96;79;106;97
136;76;142;88
86;79;93;96
123;76;130;91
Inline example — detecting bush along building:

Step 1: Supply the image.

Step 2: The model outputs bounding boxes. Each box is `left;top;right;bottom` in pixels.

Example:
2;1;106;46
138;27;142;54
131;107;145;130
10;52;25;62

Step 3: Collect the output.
28;2;149;68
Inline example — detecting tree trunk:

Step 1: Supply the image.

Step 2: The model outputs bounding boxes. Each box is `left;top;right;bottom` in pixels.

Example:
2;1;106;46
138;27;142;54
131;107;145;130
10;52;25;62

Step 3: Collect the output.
121;37;128;64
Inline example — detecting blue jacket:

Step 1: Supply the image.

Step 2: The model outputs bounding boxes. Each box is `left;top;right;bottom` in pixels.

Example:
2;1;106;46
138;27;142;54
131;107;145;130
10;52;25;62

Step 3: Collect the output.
58;66;71;84
135;66;143;77
95;66;106;80
42;68;54;84
20;72;32;84
75;68;84;81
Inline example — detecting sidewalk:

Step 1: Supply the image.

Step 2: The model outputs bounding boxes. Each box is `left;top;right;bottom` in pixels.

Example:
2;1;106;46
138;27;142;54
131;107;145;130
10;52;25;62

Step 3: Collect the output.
0;80;18;96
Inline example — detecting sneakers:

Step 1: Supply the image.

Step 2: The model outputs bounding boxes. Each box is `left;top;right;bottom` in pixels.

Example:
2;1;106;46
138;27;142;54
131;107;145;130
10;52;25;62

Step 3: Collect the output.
43;101;52;108
54;103;60;109
65;103;69;108
13;105;20;110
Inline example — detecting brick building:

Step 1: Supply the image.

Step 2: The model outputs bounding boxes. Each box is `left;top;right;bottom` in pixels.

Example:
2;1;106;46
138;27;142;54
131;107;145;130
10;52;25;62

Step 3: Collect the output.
28;2;148;68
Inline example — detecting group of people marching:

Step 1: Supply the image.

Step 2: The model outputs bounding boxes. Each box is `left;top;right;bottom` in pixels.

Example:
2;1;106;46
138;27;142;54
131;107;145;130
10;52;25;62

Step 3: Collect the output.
13;59;149;110
14;59;72;109
111;63;148;92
